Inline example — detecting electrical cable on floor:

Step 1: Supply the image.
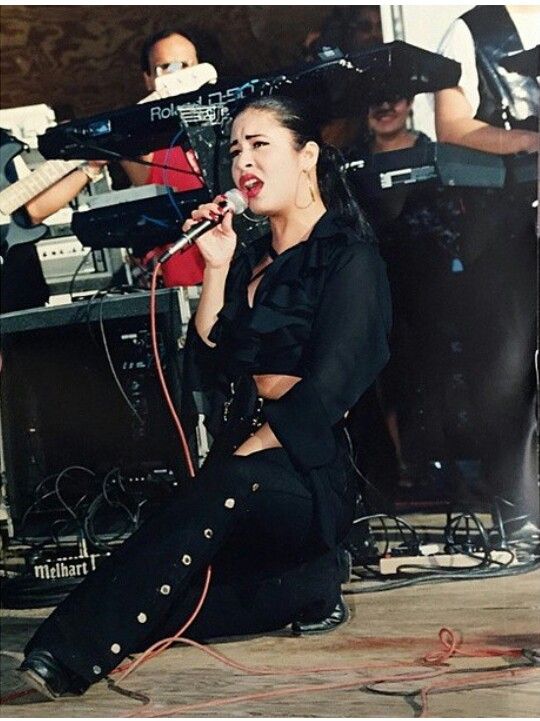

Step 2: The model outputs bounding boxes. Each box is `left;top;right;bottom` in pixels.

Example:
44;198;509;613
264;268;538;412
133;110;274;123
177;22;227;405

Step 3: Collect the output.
347;557;540;593
101;626;538;718
346;505;539;594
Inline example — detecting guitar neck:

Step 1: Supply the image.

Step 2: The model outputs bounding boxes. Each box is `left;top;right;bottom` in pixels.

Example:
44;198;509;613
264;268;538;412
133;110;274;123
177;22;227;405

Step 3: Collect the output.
0;159;83;215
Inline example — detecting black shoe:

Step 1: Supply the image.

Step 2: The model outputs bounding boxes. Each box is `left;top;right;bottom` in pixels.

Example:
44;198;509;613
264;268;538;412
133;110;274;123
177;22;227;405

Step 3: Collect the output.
19;650;88;700
291;596;349;636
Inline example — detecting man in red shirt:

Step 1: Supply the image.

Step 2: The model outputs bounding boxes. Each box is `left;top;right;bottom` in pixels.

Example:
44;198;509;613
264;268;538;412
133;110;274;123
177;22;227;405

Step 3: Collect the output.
124;29;208;286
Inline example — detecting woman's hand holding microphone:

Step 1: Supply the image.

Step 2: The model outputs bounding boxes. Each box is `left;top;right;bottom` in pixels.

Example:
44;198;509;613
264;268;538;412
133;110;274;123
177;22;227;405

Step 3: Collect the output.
191;191;246;349
181;194;241;270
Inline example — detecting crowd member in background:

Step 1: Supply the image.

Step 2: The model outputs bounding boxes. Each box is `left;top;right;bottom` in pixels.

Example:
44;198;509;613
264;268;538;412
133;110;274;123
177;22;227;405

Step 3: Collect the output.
434;5;539;540
344;94;432;506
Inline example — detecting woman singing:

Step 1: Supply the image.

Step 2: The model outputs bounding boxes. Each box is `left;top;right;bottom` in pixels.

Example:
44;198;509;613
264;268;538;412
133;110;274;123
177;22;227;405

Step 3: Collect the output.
20;96;392;699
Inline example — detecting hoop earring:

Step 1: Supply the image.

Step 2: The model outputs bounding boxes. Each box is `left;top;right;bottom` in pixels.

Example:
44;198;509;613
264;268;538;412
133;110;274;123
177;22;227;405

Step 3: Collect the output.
295;170;316;209
307;174;316;204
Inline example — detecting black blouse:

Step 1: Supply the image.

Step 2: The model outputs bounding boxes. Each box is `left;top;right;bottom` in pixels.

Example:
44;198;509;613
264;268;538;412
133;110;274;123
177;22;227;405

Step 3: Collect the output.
184;210;392;474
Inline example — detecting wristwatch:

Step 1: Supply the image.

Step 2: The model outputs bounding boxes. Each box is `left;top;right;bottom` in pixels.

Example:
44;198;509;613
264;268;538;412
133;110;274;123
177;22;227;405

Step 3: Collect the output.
80;163;104;182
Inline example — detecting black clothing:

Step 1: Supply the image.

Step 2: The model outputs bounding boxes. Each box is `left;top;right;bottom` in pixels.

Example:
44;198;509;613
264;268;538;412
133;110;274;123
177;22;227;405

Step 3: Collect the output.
0;129;49;313
344;132;432;503
461;6;539;130
185;211;392;547
453;6;538;525
26;210;392;684
346;8;539;526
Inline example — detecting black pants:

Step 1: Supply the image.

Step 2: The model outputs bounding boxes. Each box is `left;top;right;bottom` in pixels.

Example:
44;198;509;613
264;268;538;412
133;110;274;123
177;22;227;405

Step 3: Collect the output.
381;189;538;526
26;447;342;684
457;231;538;527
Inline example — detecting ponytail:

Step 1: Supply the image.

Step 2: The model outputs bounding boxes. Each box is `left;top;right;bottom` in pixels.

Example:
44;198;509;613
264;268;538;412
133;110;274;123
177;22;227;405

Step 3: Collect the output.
317;144;372;238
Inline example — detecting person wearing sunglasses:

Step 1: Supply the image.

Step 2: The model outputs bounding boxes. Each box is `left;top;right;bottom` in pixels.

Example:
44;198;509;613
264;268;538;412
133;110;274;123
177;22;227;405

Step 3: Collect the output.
116;28;213;287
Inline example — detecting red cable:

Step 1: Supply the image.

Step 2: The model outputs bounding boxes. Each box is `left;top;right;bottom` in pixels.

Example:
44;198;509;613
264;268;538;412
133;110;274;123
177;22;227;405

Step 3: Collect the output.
114;565;212;683
422;627;523;665
149;264;195;479
117;626;537;717
125;668;449;718
110;268;210;686
0;689;33;704
419;666;540;717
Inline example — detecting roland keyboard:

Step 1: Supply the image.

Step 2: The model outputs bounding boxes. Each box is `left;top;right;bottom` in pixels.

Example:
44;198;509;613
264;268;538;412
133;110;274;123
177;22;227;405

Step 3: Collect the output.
38;42;460;161
344;143;510;195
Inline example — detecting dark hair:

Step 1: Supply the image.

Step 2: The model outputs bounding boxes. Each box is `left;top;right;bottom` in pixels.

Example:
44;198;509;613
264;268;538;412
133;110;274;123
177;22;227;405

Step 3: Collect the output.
233;95;371;236
140;28;198;74
305;5;382;59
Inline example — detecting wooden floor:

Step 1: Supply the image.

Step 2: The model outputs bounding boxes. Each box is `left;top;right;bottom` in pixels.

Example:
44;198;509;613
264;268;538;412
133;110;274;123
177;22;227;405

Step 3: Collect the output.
1;563;539;718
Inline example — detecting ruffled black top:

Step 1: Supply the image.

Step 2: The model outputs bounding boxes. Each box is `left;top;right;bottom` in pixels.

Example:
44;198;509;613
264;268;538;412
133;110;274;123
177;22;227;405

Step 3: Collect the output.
184;210;392;474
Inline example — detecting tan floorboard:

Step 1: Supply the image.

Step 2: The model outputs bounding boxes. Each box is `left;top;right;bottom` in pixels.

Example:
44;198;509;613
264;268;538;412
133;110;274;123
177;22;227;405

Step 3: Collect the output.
1;568;539;717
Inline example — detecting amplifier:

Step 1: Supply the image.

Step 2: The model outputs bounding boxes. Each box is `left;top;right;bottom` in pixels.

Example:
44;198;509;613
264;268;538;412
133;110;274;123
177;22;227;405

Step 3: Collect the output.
36;234;127;296
0;289;191;541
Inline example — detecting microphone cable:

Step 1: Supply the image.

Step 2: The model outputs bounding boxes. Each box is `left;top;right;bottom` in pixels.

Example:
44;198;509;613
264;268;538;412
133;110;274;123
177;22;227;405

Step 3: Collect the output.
104;264;211;691
149;262;196;478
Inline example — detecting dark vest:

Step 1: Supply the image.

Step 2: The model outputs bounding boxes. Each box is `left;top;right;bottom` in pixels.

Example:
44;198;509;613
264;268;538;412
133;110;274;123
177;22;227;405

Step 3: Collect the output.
461;6;539;129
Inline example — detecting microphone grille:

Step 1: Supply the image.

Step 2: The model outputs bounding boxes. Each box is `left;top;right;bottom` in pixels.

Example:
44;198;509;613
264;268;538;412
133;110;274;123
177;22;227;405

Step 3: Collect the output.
224;188;248;215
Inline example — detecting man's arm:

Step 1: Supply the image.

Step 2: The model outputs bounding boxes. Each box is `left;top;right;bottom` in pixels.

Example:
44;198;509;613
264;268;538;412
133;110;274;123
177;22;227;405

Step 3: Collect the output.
122;154;153;186
25;162;105;224
435;86;538;155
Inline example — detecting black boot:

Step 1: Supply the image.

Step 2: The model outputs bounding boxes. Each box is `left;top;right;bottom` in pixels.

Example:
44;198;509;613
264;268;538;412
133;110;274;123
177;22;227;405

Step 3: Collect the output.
19;650;89;700
291;595;350;636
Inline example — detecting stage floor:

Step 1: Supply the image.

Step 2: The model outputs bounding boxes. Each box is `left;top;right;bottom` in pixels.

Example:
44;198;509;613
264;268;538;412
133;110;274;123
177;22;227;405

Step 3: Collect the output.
1;551;539;717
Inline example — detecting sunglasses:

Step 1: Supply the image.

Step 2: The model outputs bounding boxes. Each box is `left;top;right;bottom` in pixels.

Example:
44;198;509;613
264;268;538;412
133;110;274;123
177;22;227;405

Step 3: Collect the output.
369;95;409;108
154;61;190;77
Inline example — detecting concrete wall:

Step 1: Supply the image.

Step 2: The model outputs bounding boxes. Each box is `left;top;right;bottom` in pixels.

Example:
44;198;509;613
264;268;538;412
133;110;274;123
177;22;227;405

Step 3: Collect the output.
0;5;331;117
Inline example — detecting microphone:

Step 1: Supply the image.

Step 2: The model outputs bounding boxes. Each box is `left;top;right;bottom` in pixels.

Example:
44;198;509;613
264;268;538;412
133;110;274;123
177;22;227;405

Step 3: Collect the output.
158;188;248;264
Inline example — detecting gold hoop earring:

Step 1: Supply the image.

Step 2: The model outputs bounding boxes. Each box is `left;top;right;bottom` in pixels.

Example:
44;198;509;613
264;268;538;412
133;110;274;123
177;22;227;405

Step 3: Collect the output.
307;174;316;204
295;170;316;209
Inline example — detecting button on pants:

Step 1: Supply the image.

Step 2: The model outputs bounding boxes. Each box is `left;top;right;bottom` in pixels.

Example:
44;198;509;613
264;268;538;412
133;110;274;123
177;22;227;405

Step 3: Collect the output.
26;448;342;684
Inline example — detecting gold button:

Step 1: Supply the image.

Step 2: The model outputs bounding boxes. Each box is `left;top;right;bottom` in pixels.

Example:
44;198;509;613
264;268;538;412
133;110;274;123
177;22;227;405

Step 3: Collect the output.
160;584;171;595
204;528;213;539
251;483;260;492
181;554;192;566
224;498;235;509
111;643;121;654
137;613;147;623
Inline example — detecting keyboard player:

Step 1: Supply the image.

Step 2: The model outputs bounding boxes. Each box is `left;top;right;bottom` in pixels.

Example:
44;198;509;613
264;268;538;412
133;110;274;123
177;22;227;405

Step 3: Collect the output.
121;28;213;287
344;94;434;504
434;5;539;540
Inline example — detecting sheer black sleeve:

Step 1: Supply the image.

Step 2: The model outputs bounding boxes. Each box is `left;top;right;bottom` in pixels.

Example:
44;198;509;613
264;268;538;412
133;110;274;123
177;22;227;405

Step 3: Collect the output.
263;242;392;470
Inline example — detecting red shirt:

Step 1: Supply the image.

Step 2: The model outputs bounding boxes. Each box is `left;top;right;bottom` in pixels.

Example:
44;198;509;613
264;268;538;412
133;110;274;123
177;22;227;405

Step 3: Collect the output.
146;146;205;286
